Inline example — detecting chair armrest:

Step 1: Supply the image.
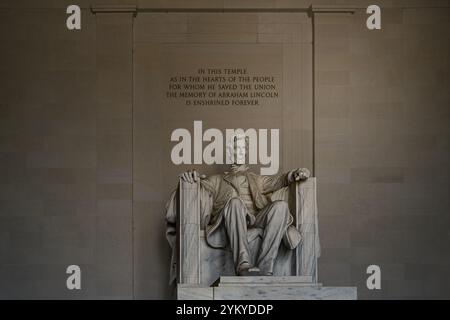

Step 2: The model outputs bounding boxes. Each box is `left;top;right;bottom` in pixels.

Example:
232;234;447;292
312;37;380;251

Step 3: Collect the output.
295;177;320;283
177;179;201;284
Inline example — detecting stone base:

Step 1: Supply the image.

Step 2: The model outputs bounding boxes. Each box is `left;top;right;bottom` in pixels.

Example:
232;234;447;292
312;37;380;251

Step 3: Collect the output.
177;276;357;300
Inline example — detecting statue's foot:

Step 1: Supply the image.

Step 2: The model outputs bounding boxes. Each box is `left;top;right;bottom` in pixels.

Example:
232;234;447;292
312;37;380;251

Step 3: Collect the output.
237;262;260;276
238;267;261;276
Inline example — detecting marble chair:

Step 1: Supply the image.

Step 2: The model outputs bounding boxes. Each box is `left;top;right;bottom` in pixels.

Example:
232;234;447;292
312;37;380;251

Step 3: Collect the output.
175;177;321;287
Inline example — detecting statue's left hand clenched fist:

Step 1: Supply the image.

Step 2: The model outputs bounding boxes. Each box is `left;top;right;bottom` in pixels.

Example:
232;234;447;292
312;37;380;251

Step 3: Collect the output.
288;168;311;183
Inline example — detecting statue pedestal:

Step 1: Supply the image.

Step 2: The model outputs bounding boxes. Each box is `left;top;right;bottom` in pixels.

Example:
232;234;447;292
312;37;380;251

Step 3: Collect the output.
177;276;357;300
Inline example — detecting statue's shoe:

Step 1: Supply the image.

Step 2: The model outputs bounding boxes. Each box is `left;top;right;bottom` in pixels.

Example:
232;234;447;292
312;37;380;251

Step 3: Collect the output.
237;263;261;276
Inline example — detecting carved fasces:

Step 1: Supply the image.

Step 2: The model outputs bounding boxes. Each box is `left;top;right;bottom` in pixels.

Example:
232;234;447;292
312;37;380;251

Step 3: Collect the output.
296;178;320;282
177;179;201;284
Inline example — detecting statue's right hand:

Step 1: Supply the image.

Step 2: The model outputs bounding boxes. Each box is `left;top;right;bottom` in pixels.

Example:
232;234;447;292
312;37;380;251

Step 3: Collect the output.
179;170;205;184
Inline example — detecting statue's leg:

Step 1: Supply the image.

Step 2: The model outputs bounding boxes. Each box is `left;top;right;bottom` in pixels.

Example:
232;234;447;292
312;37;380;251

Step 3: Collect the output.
254;200;290;275
222;197;252;273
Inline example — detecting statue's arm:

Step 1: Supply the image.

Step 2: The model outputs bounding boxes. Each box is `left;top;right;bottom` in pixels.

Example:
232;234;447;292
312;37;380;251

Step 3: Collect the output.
261;168;311;193
261;173;290;193
200;174;218;197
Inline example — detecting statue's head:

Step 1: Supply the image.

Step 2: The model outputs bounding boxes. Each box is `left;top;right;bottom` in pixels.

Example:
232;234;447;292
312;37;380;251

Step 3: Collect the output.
226;132;249;165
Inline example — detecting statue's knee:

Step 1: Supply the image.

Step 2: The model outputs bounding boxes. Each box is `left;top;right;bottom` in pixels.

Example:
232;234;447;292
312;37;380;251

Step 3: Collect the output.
224;198;246;218
229;197;244;208
269;201;289;219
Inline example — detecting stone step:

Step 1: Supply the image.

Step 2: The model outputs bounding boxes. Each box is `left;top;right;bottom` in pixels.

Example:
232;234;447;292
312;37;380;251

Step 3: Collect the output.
218;282;322;287
177;285;358;300
215;275;314;286
214;286;357;300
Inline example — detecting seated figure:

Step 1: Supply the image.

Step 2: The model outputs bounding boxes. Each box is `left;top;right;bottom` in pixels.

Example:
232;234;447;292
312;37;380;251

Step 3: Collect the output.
166;134;318;285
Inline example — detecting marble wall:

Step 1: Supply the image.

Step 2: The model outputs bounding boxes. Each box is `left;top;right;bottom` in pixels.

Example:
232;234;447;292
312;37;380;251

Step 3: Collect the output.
0;0;449;299
315;7;450;299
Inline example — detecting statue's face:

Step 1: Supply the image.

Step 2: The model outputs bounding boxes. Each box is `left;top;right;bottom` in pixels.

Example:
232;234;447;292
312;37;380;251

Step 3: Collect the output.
234;136;246;164
226;133;249;165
